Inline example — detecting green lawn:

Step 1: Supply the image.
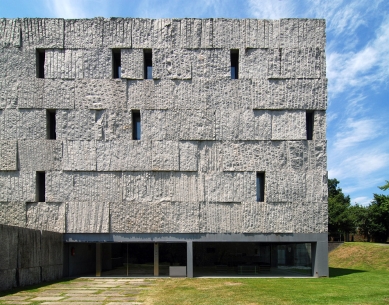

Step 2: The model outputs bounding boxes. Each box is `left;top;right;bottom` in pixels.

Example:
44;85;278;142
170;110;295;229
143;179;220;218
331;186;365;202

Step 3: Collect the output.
139;242;389;305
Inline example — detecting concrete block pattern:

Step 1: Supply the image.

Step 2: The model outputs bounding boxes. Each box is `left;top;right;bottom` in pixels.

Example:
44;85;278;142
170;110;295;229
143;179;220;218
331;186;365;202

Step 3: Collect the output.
18;140;62;171
192;49;230;79
266;170;306;203
204;172;256;202
21;18;64;48
40;230;63;265
0;48;35;78
0;269;17;291
154;49;192;79
0;18;21;48
198;141;224;172
245;19;267;48
308;140;327;171
27;202;65;233
0;224;18;269
18;267;41;287
199;202;242;233
41;265;63;282
0;77;20;108
298;19;326;49
240;48;280;79
279;19;299;48
0;171;35;202
65;18;103;48
66;202;109;233
0;109;46;140
121;48;144;79
18;227;41;268
102;18;132;47
56;110;96;140
272;110;306;140
306;170;328;202
96;140;152;171
75;79;126;109
313;111;326;140
0;202;25;227
128;80;174;109
0;140;17;170
62;140;96;171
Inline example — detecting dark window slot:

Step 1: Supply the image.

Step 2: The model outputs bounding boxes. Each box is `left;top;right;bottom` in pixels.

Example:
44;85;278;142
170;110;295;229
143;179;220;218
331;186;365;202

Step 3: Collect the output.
306;111;314;140
231;50;239;79
256;172;265;202
144;49;152;79
36;172;45;202
37;49;45;78
132;110;141;140
112;49;121;78
47;110;56;140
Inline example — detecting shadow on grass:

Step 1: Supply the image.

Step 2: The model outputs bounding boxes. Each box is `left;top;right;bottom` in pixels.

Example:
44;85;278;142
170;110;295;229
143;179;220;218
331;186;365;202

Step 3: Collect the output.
329;267;366;278
0;277;78;297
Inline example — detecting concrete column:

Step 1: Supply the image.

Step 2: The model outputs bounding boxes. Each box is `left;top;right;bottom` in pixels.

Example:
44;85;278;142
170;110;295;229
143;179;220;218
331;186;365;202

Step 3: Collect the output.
154;243;159;276
312;241;329;277
96;243;102;277
187;241;193;278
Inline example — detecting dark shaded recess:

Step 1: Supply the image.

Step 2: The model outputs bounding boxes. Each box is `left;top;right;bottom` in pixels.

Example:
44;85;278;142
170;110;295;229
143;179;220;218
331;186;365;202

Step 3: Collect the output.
256;172;265;202
36;49;45;78
112;49;121;78
47;110;56;140
144;49;152;79
230;49;239;79
132;110;141;140
36;171;45;202
306;111;314;140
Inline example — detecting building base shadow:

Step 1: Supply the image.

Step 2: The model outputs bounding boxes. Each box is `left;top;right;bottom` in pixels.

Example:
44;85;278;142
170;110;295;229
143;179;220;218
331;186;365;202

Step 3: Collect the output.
329;267;366;278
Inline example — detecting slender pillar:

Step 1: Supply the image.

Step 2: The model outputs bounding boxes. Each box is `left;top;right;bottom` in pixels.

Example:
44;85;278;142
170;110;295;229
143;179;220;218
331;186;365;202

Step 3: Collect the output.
154;243;159;276
96;243;102;277
312;241;329;277
187;241;193;278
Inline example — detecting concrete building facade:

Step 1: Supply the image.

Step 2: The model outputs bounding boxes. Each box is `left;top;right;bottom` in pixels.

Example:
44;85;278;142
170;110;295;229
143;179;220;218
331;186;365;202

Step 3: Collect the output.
0;18;328;279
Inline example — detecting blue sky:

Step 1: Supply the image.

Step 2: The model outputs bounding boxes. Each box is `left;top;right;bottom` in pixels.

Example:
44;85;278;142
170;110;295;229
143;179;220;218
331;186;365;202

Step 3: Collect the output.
1;0;388;206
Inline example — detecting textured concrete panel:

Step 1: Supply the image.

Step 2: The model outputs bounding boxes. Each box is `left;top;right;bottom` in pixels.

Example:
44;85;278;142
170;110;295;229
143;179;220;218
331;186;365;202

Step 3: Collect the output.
0;202;26;227
0;224;18;269
121;48;143;79
27;202;65;233
102;18;132;47
287;141;308;171
19;140;62;171
308;140;327;171
56;110;96;140
131;18;154;48
62;140;96;171
111;201;200;233
66;202;109;233
21;18;64;48
96;140;152;171
198;141;224;172
128;80;173;110
213;19;245;48
281;48;325;78
192;49;229;79
18;227;41;268
0;269;17;291
18;267;41;287
171;19;213;48
0;18;21;48
216;109;272;140
204;172;256;202
306;170;328;203
40;230;63;265
0;109;46;140
41;265;63;282
142;110;177;140
0;77;20;108
45;48;111;79
65;18;103;48
245;19;267;48
313;111;326;140
123;172;203;202
266;170;306;203
298;19;326;49
272;110;306;140
45;171;73;202
152;140;179;171
240;48;280;79
0;140;17;170
179;141;198;171
75;79;126;109
154;49;192;79
0;48;35;78
199;202;242;233
279;19;299;48
0;171;35;202
180;110;216;140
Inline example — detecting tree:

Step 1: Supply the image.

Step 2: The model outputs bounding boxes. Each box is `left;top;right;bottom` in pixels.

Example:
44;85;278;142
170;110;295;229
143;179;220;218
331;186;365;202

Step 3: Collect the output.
328;178;354;241
379;180;389;191
366;192;389;242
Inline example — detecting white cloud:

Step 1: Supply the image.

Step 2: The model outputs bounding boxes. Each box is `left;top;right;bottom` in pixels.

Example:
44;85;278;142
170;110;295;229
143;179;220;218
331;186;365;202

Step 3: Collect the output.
44;0;112;18
247;0;295;19
352;196;372;206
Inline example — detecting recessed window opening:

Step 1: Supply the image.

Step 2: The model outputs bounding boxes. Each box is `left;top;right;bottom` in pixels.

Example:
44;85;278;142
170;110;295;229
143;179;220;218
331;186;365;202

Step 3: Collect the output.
231;49;239;79
306;111;314;140
132;110;141;140
144;49;152;79
256;172;265;202
36;49;45;78
47;110;56;140
36;171;45;202
112;49;121;78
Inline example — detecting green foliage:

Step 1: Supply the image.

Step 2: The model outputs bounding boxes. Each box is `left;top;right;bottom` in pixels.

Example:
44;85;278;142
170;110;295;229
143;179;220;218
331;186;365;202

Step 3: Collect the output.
378;180;389;191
